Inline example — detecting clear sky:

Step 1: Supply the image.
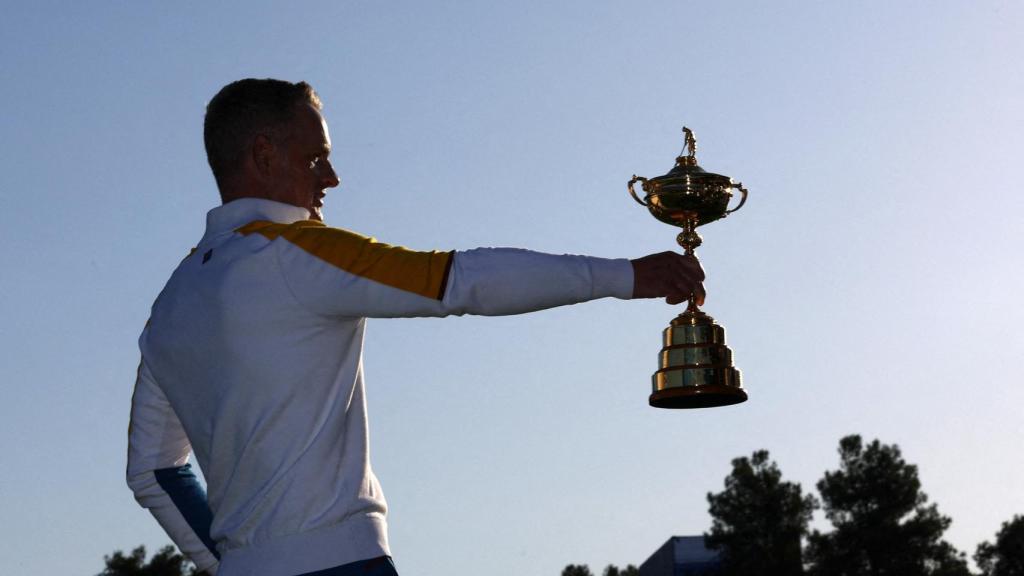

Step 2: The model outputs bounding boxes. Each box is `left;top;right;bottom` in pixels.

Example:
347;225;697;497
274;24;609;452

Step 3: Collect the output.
1;1;1022;574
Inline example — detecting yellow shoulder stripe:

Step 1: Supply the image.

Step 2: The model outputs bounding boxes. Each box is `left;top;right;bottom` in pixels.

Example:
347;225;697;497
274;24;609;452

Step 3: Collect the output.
236;220;453;300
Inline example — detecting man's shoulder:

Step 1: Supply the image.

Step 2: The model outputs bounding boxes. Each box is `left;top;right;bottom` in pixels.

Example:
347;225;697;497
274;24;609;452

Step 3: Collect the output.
232;219;390;265
234;219;376;245
236;218;323;235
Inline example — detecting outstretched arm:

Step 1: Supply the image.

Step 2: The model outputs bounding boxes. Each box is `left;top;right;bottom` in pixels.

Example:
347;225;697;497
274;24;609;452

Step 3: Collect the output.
242;220;704;318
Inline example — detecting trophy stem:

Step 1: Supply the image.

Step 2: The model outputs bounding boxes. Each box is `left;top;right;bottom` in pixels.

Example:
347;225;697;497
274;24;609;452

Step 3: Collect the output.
675;213;702;255
675;213;703;312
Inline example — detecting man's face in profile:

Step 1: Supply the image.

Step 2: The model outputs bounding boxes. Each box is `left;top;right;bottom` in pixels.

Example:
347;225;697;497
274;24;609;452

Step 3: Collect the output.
272;103;340;221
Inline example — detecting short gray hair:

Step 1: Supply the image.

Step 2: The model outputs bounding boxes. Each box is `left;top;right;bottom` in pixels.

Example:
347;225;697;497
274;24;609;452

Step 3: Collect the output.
203;78;322;192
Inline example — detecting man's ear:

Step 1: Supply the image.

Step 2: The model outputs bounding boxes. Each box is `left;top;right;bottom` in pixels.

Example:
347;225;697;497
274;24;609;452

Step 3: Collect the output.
251;133;276;177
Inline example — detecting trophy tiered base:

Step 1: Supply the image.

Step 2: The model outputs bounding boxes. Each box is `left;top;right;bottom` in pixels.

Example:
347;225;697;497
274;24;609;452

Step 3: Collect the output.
651;306;746;409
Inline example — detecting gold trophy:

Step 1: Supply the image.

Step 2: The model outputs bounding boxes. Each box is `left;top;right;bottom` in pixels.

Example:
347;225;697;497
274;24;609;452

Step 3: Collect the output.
628;127;749;409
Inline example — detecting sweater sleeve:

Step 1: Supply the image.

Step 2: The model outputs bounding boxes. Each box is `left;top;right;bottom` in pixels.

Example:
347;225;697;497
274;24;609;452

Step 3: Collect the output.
126;359;220;573
243;221;634;318
440;247;635;316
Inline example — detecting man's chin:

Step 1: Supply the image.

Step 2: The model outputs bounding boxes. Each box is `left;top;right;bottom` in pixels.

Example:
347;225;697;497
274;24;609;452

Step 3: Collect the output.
309;206;323;221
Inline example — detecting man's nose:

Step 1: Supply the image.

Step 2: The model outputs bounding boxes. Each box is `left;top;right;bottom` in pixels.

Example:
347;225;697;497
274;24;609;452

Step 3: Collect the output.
320;159;340;188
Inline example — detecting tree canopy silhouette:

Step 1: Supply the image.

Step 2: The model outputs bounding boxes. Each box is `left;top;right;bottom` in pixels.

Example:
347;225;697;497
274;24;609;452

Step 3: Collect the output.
601;564;639;576
96;545;200;576
705;449;817;576
562;564;594;576
805;435;970;576
976;514;1024;576
560;563;637;576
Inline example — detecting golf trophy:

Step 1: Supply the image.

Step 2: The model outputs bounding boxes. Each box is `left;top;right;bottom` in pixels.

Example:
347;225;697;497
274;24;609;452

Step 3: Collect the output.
628;127;749;408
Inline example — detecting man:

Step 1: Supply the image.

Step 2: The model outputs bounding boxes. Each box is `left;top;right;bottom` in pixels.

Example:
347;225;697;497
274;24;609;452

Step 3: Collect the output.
127;79;705;576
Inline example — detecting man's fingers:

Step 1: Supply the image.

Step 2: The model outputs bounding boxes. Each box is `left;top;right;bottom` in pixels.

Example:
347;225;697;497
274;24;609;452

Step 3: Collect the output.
630;251;708;302
665;282;705;306
670;266;704;298
682;254;706;281
668;254;704;305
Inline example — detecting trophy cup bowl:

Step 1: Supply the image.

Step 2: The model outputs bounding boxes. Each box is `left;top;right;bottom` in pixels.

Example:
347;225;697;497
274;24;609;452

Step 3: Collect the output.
628;127;749;409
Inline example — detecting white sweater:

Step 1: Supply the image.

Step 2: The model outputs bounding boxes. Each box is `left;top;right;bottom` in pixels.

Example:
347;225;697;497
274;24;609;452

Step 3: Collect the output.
127;198;633;576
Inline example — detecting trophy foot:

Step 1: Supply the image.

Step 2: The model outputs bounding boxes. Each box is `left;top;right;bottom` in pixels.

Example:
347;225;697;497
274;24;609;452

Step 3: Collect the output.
672;305;715;326
650;375;747;409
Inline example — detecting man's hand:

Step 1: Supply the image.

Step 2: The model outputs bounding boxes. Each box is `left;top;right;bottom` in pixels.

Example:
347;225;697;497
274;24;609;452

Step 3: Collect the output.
630;251;706;306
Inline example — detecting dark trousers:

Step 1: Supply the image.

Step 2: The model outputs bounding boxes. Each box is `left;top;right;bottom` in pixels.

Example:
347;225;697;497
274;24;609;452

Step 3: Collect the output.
298;556;399;576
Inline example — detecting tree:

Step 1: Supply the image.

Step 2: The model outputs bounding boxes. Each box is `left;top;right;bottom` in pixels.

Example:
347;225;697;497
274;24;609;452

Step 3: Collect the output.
97;545;200;576
805;435;971;576
561;564;637;576
976;515;1024;576
705;449;817;576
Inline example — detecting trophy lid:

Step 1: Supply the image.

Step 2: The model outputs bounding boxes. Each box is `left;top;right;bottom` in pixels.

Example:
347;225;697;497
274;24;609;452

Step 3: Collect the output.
661;127;726;180
631;126;734;186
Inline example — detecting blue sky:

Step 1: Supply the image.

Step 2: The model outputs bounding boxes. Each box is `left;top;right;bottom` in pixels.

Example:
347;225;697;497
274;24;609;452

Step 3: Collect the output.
1;2;1022;574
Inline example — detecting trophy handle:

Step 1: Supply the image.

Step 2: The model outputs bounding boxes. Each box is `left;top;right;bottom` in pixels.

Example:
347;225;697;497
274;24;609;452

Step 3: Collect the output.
726;182;748;214
628;175;650;206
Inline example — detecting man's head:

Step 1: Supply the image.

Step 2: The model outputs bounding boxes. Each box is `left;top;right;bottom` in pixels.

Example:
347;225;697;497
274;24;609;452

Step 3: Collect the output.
204;79;339;220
